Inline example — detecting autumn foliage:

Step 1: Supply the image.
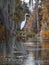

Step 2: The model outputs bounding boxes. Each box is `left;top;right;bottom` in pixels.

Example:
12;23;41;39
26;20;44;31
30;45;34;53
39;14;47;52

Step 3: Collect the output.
40;0;49;38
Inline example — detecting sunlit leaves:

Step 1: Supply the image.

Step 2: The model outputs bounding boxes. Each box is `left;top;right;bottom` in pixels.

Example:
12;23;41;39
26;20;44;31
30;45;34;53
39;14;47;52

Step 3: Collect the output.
40;31;49;38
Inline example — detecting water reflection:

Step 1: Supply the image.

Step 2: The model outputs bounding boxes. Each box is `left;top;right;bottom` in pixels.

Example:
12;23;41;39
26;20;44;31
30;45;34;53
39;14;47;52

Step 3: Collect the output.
22;52;35;65
0;52;35;65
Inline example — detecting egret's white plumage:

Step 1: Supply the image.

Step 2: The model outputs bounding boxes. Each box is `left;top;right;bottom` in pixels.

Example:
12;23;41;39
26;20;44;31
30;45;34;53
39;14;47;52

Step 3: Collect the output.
21;0;29;3
20;13;28;30
20;21;26;29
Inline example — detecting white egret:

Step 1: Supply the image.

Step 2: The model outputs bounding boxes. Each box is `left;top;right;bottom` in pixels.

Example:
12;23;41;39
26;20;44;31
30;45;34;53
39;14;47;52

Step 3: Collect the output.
20;13;28;30
21;0;29;3
24;0;29;3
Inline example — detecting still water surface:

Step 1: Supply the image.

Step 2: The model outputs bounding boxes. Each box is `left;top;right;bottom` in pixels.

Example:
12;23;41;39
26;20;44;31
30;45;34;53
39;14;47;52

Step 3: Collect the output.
1;52;35;65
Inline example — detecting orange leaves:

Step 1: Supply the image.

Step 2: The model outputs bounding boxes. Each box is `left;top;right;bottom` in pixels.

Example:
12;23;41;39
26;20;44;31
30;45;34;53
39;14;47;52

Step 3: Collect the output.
40;31;49;38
